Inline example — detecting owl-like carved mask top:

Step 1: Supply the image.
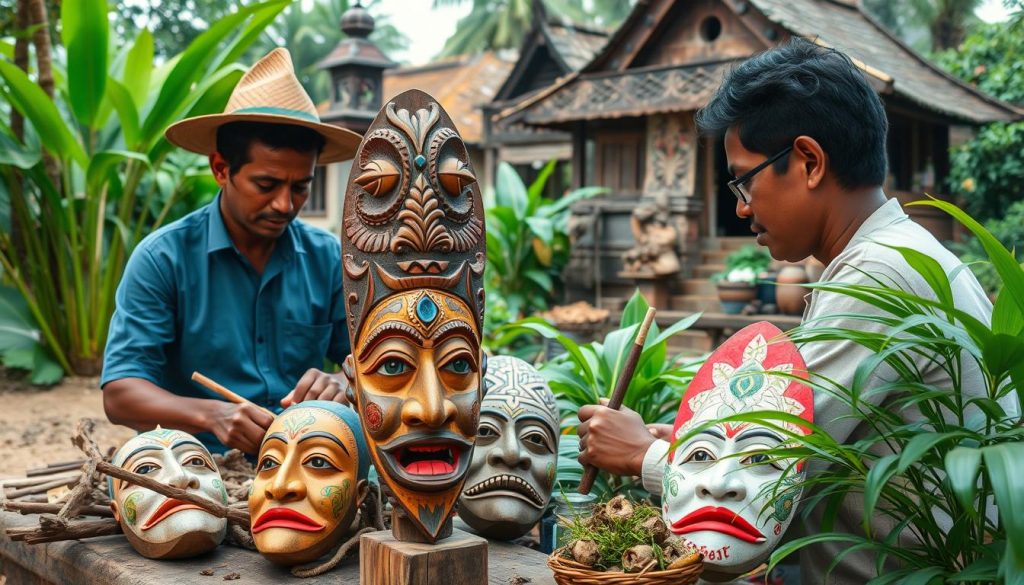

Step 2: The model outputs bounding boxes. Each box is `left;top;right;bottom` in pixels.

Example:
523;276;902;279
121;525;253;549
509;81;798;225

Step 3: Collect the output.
341;89;485;543
108;428;227;559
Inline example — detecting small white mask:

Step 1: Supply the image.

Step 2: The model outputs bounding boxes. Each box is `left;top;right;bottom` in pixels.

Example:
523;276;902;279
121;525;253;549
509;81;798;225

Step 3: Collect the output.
662;323;812;579
109;428;228;559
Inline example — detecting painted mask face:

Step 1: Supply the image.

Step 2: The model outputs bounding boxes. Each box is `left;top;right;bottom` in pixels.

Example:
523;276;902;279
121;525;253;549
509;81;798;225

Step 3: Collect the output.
663;322;812;578
346;289;481;537
250;401;370;566
341;89;485;542
458;356;560;540
109;428;227;559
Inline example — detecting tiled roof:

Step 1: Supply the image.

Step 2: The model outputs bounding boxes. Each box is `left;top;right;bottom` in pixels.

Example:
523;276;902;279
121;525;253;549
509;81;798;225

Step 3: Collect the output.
503;59;736;126
544;19;609;72
382;52;516;144
750;0;1021;123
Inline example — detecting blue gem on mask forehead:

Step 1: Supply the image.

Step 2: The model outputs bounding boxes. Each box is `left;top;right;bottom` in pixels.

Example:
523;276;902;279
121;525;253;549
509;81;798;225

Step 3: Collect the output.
416;295;438;324
414;154;426;169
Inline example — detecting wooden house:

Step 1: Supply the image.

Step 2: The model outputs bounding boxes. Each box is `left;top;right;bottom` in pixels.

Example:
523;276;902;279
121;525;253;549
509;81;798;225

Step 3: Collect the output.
493;0;1022;312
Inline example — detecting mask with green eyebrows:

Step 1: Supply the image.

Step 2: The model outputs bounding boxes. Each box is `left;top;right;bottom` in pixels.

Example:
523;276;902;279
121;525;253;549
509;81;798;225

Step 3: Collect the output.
108;428;227;559
249;401;370;566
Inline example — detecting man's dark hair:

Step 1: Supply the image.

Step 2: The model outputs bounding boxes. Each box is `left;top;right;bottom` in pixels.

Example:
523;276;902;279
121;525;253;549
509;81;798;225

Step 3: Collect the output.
215;121;327;175
696;38;888;189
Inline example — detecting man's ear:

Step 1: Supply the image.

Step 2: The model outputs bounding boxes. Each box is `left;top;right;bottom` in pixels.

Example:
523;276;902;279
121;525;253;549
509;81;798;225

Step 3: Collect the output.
110;500;121;523
343;354;357;406
793;135;827;190
209;152;231;187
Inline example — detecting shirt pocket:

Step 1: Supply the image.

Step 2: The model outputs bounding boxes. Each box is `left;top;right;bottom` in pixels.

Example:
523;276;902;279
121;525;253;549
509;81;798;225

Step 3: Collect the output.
281;320;334;382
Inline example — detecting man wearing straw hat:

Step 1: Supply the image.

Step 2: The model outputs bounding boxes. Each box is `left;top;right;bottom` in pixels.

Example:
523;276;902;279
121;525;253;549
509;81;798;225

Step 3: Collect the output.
101;49;361;455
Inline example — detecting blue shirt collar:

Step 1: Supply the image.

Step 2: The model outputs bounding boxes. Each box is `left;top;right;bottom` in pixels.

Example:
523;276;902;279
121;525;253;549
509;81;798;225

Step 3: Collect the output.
206;193;306;256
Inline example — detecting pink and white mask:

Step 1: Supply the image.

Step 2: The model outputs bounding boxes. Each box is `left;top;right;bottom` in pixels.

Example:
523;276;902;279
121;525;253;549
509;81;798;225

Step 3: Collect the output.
663;322;812;580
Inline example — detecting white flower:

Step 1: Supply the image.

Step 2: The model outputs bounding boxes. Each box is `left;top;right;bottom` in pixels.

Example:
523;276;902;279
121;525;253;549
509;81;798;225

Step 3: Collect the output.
725;267;756;283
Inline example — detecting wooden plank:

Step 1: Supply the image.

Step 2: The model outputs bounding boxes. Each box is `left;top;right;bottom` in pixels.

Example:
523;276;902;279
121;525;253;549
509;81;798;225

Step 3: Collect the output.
0;511;555;585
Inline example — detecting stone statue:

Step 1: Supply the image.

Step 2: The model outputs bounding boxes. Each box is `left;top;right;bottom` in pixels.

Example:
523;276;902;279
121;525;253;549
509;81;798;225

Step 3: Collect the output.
108;428;227;559
340;89;485;543
249;401;370;565
662;322;813;580
458;356;559;540
621;200;681;277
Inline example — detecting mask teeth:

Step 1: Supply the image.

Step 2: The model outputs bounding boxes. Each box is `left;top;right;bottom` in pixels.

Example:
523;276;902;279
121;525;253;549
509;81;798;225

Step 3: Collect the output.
465;473;543;505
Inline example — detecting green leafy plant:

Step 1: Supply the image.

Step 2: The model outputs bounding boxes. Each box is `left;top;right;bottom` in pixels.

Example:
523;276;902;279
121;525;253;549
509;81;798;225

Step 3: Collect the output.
485;160;605;319
0;0;289;378
679;199;1024;583
0;284;61;384
498;290;703;499
712;244;772;283
950;198;1024;296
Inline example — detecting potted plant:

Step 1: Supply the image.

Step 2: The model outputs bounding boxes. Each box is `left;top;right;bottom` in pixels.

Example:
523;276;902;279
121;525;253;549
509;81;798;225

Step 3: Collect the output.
713;245;772;314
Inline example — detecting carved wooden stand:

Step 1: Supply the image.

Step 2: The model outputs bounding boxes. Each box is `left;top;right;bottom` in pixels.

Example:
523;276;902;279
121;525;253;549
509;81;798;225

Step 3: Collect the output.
360;509;487;585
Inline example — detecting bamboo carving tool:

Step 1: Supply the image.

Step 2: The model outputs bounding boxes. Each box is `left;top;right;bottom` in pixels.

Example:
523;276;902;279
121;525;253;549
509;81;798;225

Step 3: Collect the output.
191;371;276;419
577;307;657;495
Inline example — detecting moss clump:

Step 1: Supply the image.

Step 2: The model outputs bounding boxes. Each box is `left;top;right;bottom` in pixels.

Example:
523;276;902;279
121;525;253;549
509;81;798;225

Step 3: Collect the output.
560;497;699;573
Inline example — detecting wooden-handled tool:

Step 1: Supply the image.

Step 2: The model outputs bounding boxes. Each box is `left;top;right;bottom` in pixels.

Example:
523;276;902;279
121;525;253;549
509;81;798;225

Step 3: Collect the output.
191;371;277;419
577;307;657;495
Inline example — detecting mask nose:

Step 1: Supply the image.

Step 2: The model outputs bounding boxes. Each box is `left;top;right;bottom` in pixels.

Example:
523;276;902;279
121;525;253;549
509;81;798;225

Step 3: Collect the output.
486;430;530;470
694;459;747;502
401;365;457;429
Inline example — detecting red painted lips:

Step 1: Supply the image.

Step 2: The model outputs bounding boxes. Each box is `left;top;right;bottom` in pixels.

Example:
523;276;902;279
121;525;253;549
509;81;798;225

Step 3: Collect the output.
141;498;206;531
251;507;325;533
670;506;766;543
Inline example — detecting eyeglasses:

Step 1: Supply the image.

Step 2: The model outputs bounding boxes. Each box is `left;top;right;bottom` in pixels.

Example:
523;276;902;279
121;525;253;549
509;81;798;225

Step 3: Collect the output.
727;145;794;205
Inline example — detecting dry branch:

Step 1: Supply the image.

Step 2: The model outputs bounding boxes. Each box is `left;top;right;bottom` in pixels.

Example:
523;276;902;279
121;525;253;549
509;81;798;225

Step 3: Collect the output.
95;461;249;526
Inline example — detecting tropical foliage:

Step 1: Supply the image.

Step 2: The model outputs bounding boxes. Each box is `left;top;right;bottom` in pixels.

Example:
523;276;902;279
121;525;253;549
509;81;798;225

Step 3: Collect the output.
676;200;1024;583
485;160;604;320
0;0;289;380
499;291;703;500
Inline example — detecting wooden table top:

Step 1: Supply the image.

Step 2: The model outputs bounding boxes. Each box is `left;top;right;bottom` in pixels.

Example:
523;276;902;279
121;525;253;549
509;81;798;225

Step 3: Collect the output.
0;512;555;584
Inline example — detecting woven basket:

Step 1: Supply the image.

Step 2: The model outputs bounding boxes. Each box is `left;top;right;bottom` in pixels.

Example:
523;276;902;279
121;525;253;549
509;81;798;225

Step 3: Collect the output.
547;549;703;585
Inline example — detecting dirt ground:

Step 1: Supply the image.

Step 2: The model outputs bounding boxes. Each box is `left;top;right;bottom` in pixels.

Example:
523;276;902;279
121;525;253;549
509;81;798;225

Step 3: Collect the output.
0;370;135;479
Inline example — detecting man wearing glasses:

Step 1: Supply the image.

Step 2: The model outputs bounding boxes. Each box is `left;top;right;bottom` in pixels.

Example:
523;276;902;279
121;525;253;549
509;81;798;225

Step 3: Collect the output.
577;39;994;583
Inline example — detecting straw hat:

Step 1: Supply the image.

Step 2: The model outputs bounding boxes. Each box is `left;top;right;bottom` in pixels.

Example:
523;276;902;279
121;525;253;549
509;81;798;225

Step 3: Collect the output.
164;48;361;165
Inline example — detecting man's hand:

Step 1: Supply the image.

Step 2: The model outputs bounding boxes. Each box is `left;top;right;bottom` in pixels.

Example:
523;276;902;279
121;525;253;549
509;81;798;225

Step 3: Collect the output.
577;398;656;477
207;401;276;455
280;368;349;408
647;423;673;442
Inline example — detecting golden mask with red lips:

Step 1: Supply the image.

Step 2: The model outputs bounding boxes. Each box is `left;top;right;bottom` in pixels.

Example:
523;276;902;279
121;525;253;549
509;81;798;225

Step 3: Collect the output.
341;89;485;542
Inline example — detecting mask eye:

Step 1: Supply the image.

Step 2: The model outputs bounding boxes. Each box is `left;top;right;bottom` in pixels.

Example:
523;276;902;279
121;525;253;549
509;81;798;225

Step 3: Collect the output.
437;156;476;197
377;358;410;376
683;448;716;464
478;425;497;437
522;431;551;451
134;463;160;475
304;456;338;471
183;456;209;468
442;357;473;374
354;158;400;197
257;457;279;472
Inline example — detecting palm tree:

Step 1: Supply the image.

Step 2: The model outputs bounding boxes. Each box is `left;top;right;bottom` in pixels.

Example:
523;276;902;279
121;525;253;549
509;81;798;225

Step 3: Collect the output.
434;0;626;58
863;0;983;52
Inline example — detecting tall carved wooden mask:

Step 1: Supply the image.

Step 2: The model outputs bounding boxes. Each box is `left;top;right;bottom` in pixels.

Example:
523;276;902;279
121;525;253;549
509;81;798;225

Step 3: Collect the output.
341;89;485;543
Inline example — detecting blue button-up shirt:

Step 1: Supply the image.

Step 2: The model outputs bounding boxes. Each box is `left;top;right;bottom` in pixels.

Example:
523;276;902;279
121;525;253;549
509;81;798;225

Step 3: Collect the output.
101;195;350;452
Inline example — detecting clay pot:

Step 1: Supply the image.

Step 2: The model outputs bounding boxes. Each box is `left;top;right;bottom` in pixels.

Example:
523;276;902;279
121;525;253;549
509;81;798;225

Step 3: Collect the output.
717;281;756;314
775;265;810;315
756;270;778;305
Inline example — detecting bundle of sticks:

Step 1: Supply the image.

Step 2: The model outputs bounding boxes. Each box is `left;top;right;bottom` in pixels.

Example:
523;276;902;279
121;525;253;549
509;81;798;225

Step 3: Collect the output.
1;418;255;546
